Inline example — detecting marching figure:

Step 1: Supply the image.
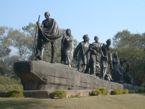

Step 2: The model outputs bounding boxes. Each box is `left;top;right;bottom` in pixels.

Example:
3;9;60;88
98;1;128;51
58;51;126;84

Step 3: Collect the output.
61;29;74;67
34;11;61;63
74;34;90;72
101;39;113;81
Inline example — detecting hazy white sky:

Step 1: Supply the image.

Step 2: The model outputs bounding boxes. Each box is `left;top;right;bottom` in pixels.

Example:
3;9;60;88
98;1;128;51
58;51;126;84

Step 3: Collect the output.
0;0;145;43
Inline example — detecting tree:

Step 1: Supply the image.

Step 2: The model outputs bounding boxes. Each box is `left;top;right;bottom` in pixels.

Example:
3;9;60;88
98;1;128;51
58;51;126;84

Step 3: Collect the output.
113;30;145;85
0;27;12;76
0;26;11;57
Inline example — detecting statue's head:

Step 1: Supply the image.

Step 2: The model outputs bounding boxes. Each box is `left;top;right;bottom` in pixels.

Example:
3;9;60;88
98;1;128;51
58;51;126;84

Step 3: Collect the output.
83;34;89;42
106;39;111;46
94;36;99;42
44;11;50;19
66;29;71;36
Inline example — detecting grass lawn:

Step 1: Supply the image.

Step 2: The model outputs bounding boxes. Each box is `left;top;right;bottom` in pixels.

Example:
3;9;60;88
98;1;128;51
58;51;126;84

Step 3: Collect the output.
0;94;145;109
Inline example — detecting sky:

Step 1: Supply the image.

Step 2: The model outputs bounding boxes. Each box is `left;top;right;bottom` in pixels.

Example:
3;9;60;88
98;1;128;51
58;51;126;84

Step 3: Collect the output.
0;0;145;43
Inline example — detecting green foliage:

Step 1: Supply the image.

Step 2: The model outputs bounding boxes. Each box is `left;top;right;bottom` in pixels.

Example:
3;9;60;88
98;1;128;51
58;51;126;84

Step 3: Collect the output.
0;25;34;60
0;84;23;92
113;30;145;85
49;90;67;99
110;89;121;95
7;90;23;97
22;23;36;37
0;76;20;84
99;88;108;95
89;88;108;96
122;89;129;94
0;76;23;92
89;89;101;96
110;89;129;95
0;27;11;57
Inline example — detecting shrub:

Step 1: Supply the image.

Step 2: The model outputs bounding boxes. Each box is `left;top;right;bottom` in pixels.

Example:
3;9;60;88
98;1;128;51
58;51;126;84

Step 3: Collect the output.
49;90;67;99
7;90;23;97
0;76;20;85
0;76;23;93
0;84;23;92
98;88;108;95
89;89;101;96
89;88;108;96
110;89;129;95
110;89;122;95
89;90;99;96
122;89;129;94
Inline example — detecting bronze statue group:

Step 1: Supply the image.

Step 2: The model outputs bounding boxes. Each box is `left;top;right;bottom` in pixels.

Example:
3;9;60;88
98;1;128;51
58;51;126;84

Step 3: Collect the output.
32;11;130;83
73;36;113;81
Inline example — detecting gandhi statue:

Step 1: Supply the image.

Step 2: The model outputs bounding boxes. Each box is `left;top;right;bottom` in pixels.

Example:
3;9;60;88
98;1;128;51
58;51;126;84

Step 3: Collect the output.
34;11;61;63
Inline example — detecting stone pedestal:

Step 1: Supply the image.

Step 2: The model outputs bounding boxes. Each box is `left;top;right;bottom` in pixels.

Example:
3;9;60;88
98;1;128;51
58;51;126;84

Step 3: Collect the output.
14;61;124;98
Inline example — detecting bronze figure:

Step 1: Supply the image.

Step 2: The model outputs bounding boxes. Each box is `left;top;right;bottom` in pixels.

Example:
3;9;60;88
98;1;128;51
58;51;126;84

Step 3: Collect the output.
34;11;61;63
74;34;90;72
61;29;74;67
